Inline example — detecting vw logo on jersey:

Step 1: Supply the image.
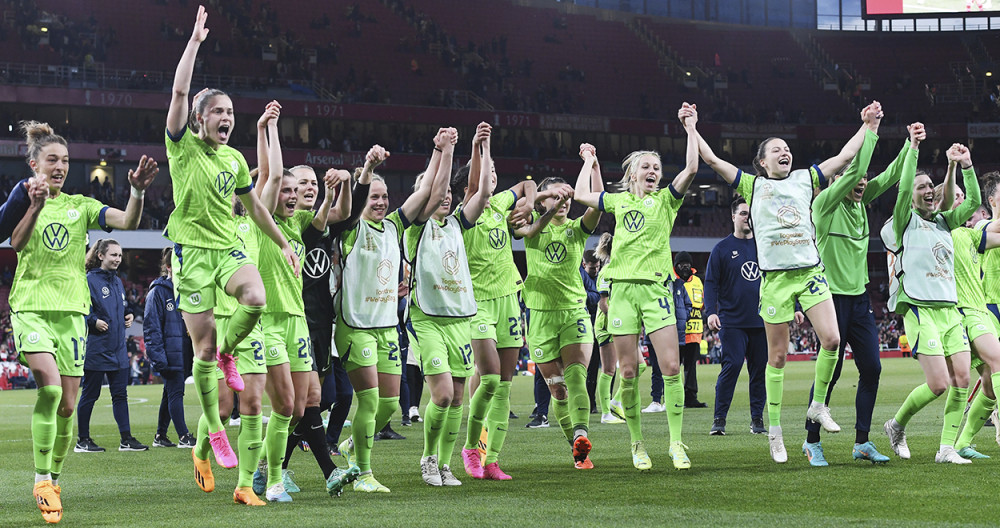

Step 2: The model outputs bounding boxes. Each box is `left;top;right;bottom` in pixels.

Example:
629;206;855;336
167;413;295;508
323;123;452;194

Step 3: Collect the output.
622;210;645;232
67;209;80;220
166;301;175;311
216;171;237;196
643;198;654;207
544;241;567;263
361;347;373;358
42;223;69;251
189;293;202;306
488;228;508;250
533;348;543;358
741;261;761;281
27;332;40;344
231;160;240;172
565;228;574;238
493;212;503;222
431;357;442;367
239;223;250;232
289;239;305;260
304;248;331;279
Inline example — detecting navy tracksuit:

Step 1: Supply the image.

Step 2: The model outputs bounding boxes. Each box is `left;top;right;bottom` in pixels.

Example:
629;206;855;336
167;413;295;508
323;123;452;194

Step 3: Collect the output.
144;275;190;438
704;235;767;422
78;268;133;439
0;178;31;242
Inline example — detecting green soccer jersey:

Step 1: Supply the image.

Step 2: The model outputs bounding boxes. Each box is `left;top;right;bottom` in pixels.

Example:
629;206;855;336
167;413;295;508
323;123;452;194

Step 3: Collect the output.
596;268;610;295
164;128;253;249
523;215;592;310
462;190;522;301
952;226;987;310
215;215;261;317
733;166;823;206
342;210;406;257
10;193;109;314
257;209;312;316
979;220;1000;304
814;130;895;295
598;187;683;283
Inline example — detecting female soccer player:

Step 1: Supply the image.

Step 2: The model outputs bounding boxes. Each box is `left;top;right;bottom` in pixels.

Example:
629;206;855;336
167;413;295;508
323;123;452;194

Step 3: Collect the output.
12;120;157;523
458;123;537;480
166;6;299;475
880;138;981;464
691;101;880;463
403;127;487;486
593;234;624;425
517;143;601;469
571;105;699;470
335;140;441;492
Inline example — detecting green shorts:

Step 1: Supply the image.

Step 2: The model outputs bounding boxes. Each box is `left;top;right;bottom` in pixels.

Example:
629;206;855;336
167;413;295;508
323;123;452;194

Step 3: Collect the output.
215;315;267;375
607;280;675;336
263;313;312;373
961;307;998;370
470;292;523;349
759;266;832;324
13;311;87;377
526;307;594;364
407;306;474;378
172;244;256;314
904;305;970;358
594;309;613;346
334;316;400;374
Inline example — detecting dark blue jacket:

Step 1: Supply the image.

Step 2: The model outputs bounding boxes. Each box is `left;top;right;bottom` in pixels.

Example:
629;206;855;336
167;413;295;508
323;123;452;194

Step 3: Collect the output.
0;178;30;243
85;268;131;370
143;276;186;372
580;266;600;316
704;234;764;329
672;278;692;342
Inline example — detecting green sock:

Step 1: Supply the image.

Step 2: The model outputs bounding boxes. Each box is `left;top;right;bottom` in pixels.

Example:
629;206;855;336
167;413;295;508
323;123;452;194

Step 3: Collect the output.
237;413;263;488
352;387;378;473
484;380;511;465
50;414;74;479
941;386;968;447
194;414;212;461
422;402;448;458
812;347;840;404
193;358;224;432
663;374;684;443
264;411;291;487
374;396;399;433
464;374;499;450
439;405;464;467
564;363;590;432
31;385;61;475
616;363;646;403
620;376;643;442
552;397;573;443
894;383;940;427
765;365;784;428
956;390;995;450
221;303;264;356
597;372;613;414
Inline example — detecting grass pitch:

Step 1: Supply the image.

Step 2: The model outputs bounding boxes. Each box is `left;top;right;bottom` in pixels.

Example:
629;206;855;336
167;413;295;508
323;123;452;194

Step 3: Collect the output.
1;358;997;527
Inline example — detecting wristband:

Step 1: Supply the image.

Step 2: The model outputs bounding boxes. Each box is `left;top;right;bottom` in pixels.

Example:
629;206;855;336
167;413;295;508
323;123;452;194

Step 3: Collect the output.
131;186;145;199
434;147;443;152
961;164;973;170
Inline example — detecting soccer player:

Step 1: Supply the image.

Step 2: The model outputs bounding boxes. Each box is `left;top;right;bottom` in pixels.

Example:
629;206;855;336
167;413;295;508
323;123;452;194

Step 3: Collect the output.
802;102;892;466
704;197;767;436
403;127;485;486
691;101;881;463
457;122;537;481
517;143;602;469
335;141;440;492
12;120;157;524
880;137;981;464
166;6;300;476
593;234;624;425
571;105;699;470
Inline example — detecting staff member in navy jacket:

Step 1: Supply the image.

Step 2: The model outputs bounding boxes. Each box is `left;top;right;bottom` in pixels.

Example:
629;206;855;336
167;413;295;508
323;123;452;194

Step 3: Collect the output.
75;239;148;453
146;247;195;448
704;198;767;436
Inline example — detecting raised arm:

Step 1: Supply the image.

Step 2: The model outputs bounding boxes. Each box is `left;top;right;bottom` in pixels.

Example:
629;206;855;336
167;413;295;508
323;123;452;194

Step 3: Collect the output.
460;130;494;224
672;103;700;194
814;103;881;217
817;100;884;178
578;143;604;231
105;155;159;230
939;151;957;212
507;179;538;229
463;122;490;205
166;6;209;137
312;170;350;230
688;104;740;185
9;178;48;252
239;191;300;277
253;102;283;214
942;144;981;229
514;184;573;239
573;144;601;209
891;123;924;245
413;128;457;223
327;169;352;224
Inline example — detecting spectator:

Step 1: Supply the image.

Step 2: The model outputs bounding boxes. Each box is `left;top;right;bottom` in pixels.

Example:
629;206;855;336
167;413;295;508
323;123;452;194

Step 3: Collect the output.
674;251;707;408
144;248;194;448
75;239;148;453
